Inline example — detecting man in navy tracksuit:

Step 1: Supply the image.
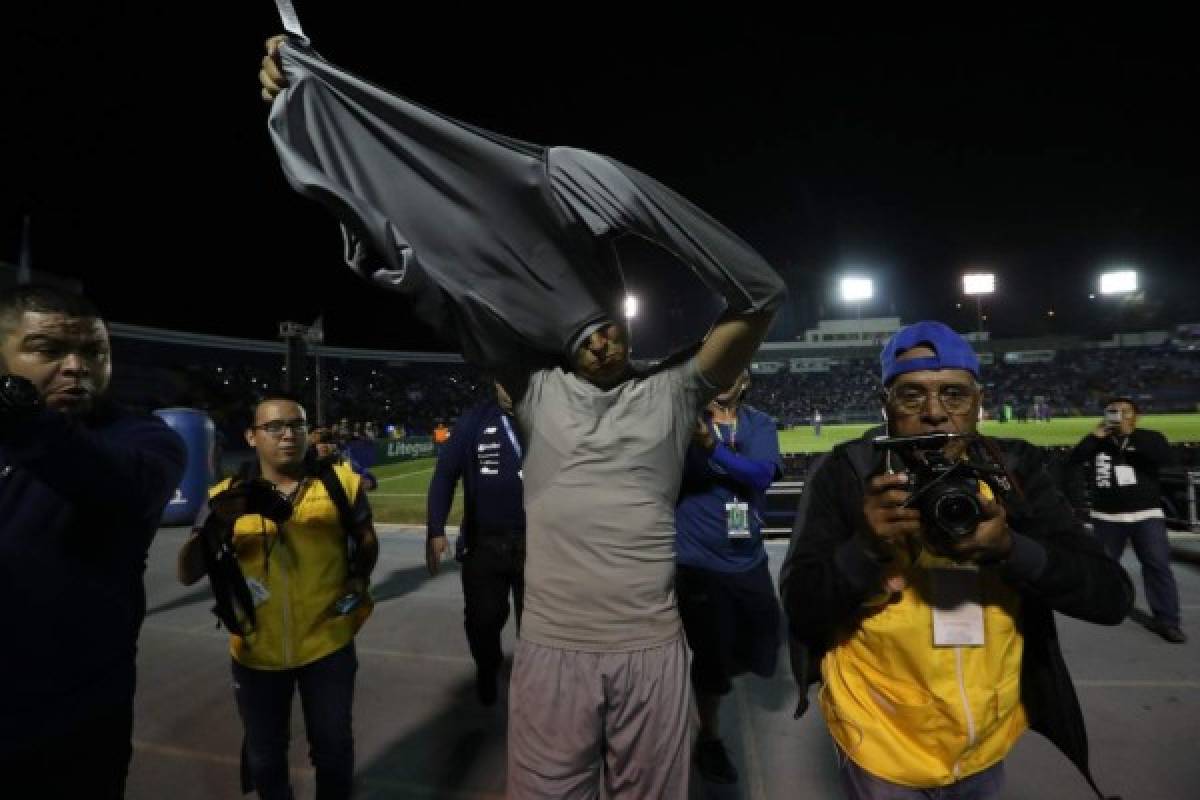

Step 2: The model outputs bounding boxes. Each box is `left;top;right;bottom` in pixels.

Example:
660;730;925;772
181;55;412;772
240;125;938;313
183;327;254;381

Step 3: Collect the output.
426;383;526;705
0;285;185;798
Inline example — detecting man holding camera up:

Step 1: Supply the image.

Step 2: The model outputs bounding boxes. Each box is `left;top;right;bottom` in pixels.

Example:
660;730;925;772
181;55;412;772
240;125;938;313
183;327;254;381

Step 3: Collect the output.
1070;398;1184;643
780;321;1132;800
179;394;378;799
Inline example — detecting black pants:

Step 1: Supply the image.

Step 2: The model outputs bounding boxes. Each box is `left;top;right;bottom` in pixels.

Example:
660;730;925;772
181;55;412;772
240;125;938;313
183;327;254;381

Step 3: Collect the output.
676;560;782;696
232;643;358;800
1;698;133;799
461;532;525;678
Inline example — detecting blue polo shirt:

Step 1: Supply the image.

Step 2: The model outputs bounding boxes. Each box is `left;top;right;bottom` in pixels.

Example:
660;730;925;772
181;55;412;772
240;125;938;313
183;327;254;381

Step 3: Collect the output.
675;404;782;572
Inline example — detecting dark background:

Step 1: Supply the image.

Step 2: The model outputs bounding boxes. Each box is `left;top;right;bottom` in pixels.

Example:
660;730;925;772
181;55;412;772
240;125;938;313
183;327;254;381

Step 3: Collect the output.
4;7;1196;351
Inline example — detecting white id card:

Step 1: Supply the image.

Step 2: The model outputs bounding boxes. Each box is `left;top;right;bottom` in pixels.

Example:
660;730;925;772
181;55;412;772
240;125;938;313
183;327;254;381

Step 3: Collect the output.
930;567;984;647
725;501;751;539
246;578;271;608
1114;465;1138;486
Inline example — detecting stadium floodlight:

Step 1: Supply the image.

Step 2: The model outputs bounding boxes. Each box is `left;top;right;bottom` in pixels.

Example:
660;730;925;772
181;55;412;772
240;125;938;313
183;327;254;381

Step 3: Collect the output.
624;294;639;319
962;273;995;296
1099;270;1138;295
840;276;873;347
961;272;995;334
840;277;873;303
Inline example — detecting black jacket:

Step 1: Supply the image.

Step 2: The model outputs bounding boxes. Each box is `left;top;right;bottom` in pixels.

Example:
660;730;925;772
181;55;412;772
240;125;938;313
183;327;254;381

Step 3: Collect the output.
1069;428;1172;515
779;431;1132;798
0;403;185;752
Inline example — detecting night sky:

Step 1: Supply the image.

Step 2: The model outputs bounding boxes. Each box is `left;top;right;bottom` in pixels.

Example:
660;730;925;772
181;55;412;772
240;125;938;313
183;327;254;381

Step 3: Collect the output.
4;7;1197;352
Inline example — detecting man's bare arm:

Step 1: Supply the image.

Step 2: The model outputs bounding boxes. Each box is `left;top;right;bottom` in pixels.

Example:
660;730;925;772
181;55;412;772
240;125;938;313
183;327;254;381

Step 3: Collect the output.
696;309;776;390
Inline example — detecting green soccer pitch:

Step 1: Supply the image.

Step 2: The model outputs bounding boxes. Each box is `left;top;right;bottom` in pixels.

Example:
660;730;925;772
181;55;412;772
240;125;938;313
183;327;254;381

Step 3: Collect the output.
366;414;1200;525
778;413;1200;453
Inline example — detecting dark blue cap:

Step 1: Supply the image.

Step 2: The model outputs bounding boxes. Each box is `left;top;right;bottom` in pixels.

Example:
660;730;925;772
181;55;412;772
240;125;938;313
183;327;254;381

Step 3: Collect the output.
880;321;980;385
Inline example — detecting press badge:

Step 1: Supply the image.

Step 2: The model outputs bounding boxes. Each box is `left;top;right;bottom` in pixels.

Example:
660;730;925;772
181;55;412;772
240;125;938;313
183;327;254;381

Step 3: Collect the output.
930;567;984;647
246;578;271;608
1114;465;1138;486
725;501;751;539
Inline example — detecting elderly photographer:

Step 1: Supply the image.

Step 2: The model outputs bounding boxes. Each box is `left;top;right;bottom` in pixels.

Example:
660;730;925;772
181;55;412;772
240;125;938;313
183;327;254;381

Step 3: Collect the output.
780;321;1132;800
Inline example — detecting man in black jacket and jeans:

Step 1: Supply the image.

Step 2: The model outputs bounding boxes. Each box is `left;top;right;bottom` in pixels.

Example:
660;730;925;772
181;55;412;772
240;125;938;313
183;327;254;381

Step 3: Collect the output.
0;285;186;798
1070;398;1184;643
780;321;1133;800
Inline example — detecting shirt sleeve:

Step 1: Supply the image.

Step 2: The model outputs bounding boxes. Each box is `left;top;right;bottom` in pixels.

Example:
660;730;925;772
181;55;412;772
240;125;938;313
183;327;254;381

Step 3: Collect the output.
426;406;475;538
709;444;777;494
1;410;185;526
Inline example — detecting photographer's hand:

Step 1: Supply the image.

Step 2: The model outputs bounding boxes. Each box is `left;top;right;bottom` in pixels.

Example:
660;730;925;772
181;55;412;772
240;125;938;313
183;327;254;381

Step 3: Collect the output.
1092;423;1110;439
210;479;293;525
861;474;922;558
948;498;1012;564
860;474;923;593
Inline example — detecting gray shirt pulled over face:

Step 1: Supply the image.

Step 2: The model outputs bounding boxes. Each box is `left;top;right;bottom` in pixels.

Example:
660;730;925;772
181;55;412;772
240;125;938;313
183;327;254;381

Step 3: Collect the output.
515;359;715;652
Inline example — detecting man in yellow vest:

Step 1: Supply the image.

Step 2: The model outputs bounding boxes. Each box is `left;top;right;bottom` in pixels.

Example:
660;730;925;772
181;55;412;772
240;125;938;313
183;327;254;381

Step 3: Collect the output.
781;321;1133;799
179;394;378;799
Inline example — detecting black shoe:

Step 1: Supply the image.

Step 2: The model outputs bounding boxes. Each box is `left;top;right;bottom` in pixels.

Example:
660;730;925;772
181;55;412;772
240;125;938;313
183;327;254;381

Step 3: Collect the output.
1149;620;1187;644
476;668;498;706
695;737;738;784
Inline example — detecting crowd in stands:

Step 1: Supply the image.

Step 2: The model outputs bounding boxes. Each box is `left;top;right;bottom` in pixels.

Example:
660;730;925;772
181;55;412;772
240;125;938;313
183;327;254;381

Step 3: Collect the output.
745;347;1200;426
108;336;1200;442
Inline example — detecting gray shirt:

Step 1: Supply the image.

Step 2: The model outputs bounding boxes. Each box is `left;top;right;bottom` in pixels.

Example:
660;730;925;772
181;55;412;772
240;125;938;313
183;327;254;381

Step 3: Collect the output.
515;359;715;651
268;42;784;369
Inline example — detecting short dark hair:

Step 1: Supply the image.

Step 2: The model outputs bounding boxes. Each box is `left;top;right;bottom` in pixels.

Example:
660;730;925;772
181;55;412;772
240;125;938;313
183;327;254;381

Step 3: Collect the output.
0;284;103;335
246;391;307;428
1104;396;1139;414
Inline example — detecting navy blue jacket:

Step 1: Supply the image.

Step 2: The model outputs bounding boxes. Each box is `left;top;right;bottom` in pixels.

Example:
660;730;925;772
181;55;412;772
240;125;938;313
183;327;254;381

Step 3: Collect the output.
427;401;525;545
0;403;185;750
676;404;783;572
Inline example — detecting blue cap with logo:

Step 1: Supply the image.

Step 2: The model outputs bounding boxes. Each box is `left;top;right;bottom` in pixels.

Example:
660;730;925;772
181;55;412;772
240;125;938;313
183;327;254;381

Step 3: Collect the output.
880;321;980;385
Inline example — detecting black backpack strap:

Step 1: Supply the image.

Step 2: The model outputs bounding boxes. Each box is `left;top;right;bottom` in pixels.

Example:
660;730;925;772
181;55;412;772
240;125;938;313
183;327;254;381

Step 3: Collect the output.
197;511;256;636
316;459;366;578
317;459;357;535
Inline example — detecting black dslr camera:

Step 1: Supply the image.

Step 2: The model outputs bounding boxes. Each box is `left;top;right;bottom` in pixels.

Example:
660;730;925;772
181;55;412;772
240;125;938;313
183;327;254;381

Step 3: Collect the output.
873;433;1006;555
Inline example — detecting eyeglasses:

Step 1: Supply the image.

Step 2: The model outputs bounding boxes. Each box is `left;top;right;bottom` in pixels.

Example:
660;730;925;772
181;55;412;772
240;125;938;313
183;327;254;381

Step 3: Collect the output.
253;419;311;437
887;384;978;415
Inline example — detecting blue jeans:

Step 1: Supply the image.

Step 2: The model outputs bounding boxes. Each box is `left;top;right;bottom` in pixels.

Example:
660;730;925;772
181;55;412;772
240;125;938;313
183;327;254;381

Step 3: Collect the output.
838;753;1005;800
1093;517;1181;627
232;643;358;800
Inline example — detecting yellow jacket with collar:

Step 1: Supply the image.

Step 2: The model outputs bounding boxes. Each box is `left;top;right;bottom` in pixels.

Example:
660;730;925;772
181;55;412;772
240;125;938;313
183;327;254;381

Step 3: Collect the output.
213;463;373;670
819;483;1028;787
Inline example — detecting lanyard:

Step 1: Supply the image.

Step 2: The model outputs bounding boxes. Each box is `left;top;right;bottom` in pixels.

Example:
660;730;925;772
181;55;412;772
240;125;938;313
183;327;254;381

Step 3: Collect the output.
716;419;738;450
500;415;522;460
261;480;303;576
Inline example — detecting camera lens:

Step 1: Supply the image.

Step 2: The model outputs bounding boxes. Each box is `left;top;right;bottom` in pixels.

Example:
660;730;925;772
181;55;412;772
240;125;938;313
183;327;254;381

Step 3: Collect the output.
932;490;981;537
